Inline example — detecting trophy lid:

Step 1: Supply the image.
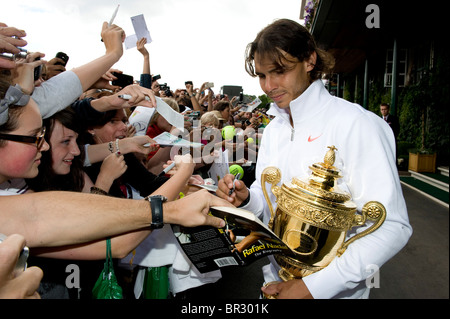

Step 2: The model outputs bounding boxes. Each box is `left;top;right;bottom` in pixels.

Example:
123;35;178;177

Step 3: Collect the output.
291;146;353;205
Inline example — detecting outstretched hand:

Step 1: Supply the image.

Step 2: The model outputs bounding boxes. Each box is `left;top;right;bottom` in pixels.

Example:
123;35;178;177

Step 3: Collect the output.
164;189;232;228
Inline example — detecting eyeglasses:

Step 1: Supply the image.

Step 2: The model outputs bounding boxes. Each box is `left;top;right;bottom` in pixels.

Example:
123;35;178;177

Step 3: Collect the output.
0;127;46;149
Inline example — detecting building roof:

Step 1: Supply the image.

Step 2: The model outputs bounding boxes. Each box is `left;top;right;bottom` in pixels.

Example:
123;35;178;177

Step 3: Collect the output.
304;0;444;73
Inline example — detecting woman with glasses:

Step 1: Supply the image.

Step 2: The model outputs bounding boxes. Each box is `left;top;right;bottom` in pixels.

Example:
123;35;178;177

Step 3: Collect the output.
0;85;50;185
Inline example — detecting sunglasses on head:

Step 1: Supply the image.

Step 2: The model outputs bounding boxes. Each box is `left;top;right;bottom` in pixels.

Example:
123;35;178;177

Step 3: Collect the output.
0;127;46;149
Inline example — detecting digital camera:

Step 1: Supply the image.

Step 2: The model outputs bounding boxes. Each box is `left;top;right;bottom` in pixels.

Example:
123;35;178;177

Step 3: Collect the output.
0;48;28;61
0;233;29;277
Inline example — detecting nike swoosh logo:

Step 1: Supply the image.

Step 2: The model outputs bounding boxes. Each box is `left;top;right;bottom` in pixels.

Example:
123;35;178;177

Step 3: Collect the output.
308;134;322;142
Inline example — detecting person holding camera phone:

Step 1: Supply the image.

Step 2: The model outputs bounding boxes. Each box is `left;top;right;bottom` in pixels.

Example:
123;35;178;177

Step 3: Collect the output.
42;52;69;81
0;22;28;69
0;234;43;299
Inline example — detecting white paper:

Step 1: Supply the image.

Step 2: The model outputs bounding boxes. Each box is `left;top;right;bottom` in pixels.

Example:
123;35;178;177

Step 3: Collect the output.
240;97;261;112
124;34;138;50
155;97;185;131
132;14;151;41
125;14;152;49
128;106;156;136
207;149;229;185
152;131;202;148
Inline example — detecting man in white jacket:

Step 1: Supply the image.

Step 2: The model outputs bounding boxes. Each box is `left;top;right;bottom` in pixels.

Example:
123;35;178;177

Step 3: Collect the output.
217;19;412;299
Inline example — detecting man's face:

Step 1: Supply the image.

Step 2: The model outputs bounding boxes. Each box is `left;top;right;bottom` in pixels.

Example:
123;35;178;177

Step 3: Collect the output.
380;105;389;117
254;50;315;109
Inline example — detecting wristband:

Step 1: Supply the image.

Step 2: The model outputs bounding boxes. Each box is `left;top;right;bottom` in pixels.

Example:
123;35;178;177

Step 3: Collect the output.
145;195;168;229
115;138;121;155
90;186;109;196
108;141;114;153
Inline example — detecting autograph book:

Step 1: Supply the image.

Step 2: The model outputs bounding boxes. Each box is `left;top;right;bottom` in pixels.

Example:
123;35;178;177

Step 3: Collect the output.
171;206;295;273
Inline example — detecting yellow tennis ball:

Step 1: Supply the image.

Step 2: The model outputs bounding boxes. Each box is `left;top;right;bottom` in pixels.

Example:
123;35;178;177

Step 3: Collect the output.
246;137;254;144
221;125;235;140
229;165;244;178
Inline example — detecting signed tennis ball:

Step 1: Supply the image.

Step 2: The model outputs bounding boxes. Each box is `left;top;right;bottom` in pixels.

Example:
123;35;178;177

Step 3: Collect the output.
221;125;235;140
229;165;244;179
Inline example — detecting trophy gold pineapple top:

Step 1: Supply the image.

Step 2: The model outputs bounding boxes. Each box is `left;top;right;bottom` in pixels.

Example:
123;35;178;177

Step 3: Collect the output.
323;145;337;168
292;145;352;205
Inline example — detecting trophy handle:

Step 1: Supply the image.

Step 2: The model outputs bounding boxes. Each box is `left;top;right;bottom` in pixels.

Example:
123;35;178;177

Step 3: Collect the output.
261;167;282;230
337;201;386;257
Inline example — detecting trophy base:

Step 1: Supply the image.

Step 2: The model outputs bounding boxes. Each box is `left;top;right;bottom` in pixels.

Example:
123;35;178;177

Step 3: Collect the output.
275;255;323;281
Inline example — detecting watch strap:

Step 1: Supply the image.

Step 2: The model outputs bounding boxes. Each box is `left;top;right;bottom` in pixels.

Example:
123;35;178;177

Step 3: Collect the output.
147;195;167;229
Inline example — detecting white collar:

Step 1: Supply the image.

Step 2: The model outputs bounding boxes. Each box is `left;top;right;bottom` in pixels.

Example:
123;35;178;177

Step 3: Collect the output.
267;80;331;125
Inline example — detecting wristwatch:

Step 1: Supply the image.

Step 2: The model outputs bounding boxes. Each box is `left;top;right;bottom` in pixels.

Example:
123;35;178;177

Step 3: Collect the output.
146;195;167;229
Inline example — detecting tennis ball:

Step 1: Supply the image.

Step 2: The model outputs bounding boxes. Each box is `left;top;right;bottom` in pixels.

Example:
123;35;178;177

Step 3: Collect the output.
246;137;254;144
221;125;235;140
229;164;244;179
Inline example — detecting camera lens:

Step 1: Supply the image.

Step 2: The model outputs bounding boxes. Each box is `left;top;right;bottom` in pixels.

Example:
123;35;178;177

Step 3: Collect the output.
16;51;28;59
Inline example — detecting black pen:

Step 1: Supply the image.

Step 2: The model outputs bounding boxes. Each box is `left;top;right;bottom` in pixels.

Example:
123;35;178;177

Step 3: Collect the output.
158;162;176;177
229;173;241;196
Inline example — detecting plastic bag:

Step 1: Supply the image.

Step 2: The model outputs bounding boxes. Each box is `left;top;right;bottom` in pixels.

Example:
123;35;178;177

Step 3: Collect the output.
92;238;123;299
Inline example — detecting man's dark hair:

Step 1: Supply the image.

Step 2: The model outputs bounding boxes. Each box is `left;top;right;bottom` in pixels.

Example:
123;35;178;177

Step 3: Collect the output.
245;19;335;82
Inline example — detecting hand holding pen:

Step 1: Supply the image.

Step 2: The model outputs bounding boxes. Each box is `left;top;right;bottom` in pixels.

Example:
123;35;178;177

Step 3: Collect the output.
158;154;195;177
96;85;156;110
229;173;241;195
216;173;250;206
101;5;120;42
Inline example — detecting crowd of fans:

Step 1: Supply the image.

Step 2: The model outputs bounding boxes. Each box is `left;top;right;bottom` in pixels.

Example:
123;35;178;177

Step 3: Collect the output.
0;19;271;299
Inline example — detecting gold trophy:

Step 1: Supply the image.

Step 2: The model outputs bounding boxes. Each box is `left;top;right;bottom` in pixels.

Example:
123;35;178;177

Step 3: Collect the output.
261;146;386;285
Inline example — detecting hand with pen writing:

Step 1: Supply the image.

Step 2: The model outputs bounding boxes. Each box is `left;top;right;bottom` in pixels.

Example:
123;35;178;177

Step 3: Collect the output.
217;173;249;207
161;154;195;177
90;84;157;112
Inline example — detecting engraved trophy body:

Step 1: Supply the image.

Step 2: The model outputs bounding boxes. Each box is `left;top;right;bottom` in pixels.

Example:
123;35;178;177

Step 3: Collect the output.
261;146;386;282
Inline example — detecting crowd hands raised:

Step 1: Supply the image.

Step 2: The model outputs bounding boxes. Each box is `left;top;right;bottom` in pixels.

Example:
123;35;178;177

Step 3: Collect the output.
0;20;251;299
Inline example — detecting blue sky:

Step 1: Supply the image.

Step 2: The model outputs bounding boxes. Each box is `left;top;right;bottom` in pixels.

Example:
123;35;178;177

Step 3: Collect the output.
2;0;304;96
